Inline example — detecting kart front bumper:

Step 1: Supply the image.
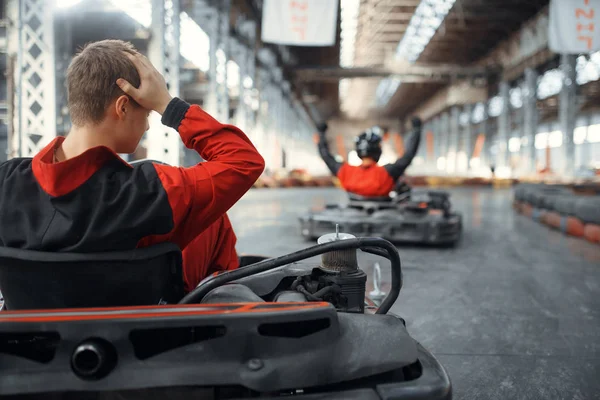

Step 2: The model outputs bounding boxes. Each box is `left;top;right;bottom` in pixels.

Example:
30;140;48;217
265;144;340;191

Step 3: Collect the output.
299;214;462;245
230;342;452;400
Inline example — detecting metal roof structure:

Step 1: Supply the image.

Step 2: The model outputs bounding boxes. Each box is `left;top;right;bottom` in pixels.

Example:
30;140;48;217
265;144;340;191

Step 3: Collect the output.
286;0;551;123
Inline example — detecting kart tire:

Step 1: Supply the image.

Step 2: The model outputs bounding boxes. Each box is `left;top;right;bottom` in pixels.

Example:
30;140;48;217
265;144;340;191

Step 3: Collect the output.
574;196;600;224
543;211;559;229
565;217;585;237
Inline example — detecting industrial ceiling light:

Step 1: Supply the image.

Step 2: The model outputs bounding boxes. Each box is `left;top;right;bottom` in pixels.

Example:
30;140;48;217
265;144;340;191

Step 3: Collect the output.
487;96;503;118
375;77;401;107
107;0;151;27
537;69;563;100
339;0;360;68
576;52;600;86
375;0;456;107
395;0;457;63
472;102;485;124
509;87;523;109
180;12;210;72
339;0;360;103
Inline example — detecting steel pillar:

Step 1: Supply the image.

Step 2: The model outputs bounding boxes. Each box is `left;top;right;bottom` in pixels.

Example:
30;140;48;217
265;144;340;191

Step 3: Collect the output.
463;104;473;173
522;68;538;175
257;67;274;169
439;112;449;173
431;116;440;169
203;0;230;123
449;106;460;174
428;117;437;173
559;54;577;178
233;19;256;134
497;81;510;170
482;109;493;169
215;0;231;123
203;7;219;117
148;0;180;166
232;38;247;130
8;0;56;158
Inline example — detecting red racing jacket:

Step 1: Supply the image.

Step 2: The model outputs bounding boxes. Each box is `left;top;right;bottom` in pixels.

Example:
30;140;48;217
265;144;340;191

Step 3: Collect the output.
0;98;265;289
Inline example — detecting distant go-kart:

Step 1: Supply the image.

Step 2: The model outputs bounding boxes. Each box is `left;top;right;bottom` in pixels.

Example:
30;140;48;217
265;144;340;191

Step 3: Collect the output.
299;184;463;246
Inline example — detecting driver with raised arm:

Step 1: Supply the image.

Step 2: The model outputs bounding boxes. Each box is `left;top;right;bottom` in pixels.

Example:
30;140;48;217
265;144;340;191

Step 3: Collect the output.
315;118;422;197
0;40;265;293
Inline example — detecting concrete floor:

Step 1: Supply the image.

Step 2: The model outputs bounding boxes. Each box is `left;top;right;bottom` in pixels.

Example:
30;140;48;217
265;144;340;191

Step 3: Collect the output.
228;187;600;400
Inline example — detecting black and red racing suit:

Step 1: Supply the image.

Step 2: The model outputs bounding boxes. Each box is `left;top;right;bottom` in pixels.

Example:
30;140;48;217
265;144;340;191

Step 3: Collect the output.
0;98;265;291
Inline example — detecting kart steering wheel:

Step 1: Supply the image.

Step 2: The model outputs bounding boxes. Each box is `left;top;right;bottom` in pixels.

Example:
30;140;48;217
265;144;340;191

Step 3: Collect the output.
179;237;403;315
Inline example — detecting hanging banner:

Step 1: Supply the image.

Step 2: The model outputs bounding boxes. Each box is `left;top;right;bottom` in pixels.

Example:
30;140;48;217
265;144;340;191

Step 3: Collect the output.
261;0;339;46
548;0;600;53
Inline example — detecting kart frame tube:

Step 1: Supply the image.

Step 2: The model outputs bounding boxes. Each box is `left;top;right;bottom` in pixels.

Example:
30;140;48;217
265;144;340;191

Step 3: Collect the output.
180;237;402;314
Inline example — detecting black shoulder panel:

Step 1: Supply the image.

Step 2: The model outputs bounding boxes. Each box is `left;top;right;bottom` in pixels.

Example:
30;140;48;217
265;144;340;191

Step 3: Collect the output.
0;159;174;252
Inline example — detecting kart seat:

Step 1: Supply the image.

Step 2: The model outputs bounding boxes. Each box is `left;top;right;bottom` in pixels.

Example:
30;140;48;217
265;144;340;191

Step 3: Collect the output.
0;243;184;310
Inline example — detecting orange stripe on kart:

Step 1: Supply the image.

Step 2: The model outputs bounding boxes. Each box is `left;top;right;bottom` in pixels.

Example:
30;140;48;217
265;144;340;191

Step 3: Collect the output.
0;302;331;323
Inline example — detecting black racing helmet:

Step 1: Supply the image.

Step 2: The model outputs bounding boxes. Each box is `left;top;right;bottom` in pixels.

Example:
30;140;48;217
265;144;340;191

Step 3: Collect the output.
355;126;384;162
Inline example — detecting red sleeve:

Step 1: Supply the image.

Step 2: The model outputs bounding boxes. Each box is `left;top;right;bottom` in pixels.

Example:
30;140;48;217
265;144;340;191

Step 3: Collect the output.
181;213;239;292
337;163;350;187
145;98;265;250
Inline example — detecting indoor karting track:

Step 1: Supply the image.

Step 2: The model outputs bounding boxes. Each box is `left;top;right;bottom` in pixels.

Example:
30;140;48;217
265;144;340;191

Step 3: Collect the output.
228;187;600;400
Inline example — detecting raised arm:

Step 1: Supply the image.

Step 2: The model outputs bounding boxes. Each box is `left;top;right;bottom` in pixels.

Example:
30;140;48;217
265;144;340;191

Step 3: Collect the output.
384;117;422;181
315;122;343;176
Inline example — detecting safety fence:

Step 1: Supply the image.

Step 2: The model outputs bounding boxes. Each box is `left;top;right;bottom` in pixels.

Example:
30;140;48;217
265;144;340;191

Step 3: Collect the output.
513;183;600;246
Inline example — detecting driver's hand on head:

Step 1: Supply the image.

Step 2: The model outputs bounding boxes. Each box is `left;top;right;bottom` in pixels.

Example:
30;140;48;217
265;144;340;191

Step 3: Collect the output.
116;52;173;115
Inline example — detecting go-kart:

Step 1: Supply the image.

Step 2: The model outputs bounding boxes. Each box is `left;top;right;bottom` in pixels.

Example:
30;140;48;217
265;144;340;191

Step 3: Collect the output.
0;230;451;399
299;185;462;246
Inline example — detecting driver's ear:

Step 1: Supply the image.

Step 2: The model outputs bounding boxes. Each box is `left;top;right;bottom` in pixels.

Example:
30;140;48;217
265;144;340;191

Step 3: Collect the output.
114;95;130;120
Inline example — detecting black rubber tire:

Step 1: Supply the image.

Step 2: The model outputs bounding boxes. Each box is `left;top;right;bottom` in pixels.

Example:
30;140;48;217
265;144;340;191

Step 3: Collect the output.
553;196;578;216
514;184;538;202
522;186;542;204
574;196;600;224
530;186;571;208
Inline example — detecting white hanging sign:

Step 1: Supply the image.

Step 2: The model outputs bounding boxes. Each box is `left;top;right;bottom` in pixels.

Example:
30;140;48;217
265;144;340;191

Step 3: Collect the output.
261;0;339;47
549;0;600;53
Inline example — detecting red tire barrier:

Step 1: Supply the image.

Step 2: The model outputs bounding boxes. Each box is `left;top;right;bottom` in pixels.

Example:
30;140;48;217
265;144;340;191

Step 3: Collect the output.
583;224;600;244
513;201;523;213
522;203;533;217
565;217;585;237
531;208;546;223
544;212;562;229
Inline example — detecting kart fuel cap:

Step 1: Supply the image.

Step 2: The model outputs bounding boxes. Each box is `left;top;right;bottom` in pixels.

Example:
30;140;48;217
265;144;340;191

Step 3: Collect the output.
317;225;358;272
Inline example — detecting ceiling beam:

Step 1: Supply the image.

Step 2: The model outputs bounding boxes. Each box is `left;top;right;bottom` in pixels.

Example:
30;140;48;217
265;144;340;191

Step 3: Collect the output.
294;64;495;82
